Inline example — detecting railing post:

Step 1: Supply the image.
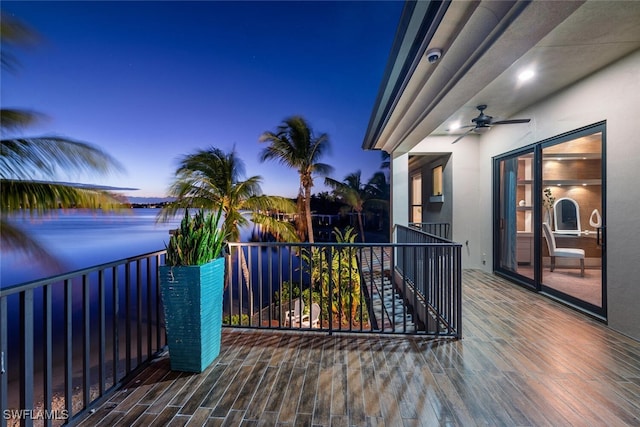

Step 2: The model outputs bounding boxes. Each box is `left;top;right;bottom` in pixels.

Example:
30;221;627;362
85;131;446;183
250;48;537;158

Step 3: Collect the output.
155;255;162;352
136;260;143;366
64;279;73;419
0;296;6;427
83;274;91;409
43;284;53;427
327;245;333;336
146;257;153;360
456;245;463;338
19;289;34;426
125;262;131;375
112;266;119;389
98;270;106;396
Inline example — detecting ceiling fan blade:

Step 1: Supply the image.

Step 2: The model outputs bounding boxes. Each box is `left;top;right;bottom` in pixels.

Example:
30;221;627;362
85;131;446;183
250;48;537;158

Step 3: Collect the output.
491;119;531;125
451;128;475;144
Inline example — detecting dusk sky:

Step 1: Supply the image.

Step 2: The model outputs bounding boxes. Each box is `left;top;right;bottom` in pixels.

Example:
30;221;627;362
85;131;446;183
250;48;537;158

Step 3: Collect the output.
1;1;403;199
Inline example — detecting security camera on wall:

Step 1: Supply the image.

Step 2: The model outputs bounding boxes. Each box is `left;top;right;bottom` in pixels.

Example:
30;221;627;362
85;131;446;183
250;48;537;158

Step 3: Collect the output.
426;48;442;63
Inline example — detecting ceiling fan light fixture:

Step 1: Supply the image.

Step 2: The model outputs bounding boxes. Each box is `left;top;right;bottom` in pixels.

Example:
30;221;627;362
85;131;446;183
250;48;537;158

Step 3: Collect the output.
452;105;530;143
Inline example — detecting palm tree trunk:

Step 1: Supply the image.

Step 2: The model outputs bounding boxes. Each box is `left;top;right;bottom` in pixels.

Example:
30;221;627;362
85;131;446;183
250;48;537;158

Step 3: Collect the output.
238;247;253;317
304;185;314;243
296;192;307;241
357;210;366;243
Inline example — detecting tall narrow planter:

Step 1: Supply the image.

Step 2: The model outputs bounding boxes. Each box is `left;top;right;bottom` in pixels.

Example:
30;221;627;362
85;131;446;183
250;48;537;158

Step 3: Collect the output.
159;257;225;372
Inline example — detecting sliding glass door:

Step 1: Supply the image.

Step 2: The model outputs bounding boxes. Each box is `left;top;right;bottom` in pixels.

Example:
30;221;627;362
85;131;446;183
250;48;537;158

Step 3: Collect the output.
494;123;606;318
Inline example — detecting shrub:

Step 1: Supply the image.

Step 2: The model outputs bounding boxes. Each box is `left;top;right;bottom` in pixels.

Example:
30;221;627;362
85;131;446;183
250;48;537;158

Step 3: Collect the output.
165;207;226;266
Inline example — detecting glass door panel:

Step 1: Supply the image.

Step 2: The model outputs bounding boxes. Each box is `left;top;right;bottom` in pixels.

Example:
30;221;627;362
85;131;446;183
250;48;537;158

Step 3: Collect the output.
496;151;535;281
541;131;604;310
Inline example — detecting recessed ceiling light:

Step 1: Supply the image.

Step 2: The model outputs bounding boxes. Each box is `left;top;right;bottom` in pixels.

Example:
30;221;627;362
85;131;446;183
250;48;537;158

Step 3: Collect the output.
518;69;535;82
448;121;461;131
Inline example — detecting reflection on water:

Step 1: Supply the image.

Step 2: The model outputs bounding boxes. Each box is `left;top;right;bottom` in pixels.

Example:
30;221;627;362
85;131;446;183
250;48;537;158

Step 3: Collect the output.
1;208;183;288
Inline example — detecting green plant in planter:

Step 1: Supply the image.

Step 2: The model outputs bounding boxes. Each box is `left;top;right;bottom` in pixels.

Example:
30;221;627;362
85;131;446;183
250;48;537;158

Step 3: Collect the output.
160;206;228;373
165;207;226;266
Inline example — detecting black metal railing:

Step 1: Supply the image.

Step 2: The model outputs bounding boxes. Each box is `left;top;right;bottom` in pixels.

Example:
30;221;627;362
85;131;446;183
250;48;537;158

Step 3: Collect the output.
395;225;462;337
0;250;166;427
223;232;461;338
408;222;450;239
1;228;462;425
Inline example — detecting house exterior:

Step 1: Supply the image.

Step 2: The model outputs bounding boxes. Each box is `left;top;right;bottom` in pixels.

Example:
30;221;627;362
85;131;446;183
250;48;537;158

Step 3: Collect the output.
363;1;640;341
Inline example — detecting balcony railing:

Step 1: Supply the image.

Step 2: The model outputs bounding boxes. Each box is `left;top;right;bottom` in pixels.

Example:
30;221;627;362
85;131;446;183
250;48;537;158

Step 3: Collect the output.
223;228;461;337
408;222;450;239
0;251;167;427
0;224;461;425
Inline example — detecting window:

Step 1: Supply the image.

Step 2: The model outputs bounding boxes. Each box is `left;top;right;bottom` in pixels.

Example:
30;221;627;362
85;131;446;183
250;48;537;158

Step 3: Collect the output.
432;165;443;196
411;174;422;223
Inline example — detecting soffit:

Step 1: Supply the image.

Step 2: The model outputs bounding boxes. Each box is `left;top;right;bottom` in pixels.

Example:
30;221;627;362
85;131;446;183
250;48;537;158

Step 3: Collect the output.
371;0;640;154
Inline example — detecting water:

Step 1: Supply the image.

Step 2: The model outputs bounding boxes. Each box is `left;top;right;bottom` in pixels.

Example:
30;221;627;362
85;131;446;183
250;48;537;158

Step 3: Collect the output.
1;208;180;288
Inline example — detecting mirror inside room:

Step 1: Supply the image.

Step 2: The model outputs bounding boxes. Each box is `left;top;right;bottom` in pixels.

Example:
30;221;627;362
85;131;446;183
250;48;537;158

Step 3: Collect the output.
553;197;581;235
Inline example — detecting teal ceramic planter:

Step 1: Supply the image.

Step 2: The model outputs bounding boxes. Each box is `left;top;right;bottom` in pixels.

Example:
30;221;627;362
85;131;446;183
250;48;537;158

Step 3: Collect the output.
159;257;225;372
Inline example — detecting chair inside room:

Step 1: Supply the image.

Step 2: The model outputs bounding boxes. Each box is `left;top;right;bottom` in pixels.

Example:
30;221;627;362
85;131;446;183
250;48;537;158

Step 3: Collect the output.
284;298;304;327
542;222;585;277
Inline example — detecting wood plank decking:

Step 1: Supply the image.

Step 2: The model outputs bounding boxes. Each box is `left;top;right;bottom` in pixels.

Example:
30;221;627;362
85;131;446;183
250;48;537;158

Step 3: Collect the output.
79;270;640;426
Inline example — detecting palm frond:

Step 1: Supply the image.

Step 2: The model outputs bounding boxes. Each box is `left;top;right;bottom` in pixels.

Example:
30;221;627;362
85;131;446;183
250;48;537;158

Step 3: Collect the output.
0;109;45;133
242;194;297;214
0;13;40;73
1;136;125;179
259;115;332;175
380;151;391;169
251;213;299;242
1;179;124;213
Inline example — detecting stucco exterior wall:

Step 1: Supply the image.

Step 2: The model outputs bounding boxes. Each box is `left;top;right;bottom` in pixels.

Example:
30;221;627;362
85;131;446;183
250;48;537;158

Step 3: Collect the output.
391;153;410;230
409;135;483;269
479;50;640;340
402;50;640;340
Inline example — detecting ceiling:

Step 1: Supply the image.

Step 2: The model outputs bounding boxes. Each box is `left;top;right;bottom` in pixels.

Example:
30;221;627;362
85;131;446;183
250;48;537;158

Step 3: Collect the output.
363;0;640;154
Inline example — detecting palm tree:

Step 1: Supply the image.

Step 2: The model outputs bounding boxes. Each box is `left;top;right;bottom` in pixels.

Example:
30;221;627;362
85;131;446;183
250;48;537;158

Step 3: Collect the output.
158;146;297;242
1;14;124;264
325;170;389;243
365;170;391;238
380;150;391;171
259;116;333;243
158;147;298;314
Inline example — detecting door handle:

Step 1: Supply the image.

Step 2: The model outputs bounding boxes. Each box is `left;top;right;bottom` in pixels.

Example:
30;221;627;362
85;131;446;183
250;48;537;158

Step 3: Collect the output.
596;226;605;248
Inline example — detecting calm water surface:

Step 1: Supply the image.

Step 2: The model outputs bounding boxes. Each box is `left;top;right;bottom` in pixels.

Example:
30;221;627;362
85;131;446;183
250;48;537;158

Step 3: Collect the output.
1;208;180;288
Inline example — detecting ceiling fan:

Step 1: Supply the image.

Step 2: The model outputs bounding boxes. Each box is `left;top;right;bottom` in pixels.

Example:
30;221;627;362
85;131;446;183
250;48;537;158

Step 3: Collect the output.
450;104;531;144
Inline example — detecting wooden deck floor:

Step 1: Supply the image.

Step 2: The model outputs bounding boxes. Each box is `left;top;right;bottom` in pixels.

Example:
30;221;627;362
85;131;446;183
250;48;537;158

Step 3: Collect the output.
79;270;640;426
